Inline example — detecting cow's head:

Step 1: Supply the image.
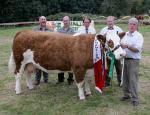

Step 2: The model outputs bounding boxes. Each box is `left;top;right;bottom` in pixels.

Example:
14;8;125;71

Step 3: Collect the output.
97;32;126;59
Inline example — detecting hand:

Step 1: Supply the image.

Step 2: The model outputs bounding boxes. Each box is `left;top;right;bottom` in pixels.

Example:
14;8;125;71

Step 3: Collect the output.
121;43;128;49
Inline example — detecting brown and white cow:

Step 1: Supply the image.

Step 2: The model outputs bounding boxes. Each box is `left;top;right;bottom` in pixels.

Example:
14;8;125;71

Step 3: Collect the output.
8;30;125;100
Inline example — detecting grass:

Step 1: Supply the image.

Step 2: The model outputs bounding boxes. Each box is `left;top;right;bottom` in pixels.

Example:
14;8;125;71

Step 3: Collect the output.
0;24;150;115
0;26;33;38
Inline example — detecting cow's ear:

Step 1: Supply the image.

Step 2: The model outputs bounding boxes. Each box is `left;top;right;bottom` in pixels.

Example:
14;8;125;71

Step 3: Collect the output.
97;34;106;44
118;32;126;39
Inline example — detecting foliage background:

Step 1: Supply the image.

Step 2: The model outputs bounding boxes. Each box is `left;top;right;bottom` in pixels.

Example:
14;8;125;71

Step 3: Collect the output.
0;0;150;22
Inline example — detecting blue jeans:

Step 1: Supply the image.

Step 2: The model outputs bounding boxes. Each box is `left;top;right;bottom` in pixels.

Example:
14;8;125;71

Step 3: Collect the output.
35;69;48;81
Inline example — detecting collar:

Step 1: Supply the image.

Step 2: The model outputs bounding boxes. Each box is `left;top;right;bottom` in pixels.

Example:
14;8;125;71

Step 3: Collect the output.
127;31;137;37
63;27;70;30
39;26;49;31
108;26;114;30
61;27;71;33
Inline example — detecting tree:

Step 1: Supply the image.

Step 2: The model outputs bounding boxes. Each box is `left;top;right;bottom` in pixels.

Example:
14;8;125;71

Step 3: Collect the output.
101;0;127;17
0;0;149;22
141;0;150;14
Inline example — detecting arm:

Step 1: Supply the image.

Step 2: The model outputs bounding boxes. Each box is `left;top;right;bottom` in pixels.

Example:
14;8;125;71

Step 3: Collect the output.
121;43;139;52
127;45;139;52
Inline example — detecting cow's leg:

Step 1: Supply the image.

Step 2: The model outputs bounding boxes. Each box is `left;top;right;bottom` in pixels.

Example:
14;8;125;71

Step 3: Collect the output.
15;73;22;94
25;63;34;89
84;78;91;96
25;72;34;90
73;68;86;100
84;69;93;96
77;80;85;100
84;80;91;95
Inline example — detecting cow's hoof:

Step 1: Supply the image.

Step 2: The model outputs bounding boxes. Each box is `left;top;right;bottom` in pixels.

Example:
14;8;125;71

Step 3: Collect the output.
85;93;92;97
15;89;21;95
95;87;102;94
27;86;34;90
79;96;85;100
16;91;21;95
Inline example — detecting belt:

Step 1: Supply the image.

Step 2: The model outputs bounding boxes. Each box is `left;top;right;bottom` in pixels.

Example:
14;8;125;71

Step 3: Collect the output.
125;58;134;60
125;58;139;60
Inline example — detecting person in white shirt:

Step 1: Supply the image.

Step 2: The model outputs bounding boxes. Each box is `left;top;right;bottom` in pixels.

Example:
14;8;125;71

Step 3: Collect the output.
100;16;123;86
100;16;123;35
120;18;144;106
77;17;96;34
76;17;96;95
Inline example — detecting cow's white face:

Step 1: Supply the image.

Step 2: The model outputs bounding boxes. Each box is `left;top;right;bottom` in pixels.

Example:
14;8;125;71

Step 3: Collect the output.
106;32;126;59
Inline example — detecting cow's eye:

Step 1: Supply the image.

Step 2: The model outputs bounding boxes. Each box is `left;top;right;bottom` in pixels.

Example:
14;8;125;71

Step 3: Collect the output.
107;40;114;48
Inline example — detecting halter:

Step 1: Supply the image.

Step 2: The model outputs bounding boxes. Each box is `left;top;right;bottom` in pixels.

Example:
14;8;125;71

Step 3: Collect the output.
112;45;121;52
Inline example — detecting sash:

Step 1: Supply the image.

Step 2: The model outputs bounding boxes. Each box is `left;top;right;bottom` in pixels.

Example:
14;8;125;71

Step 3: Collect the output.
93;36;107;94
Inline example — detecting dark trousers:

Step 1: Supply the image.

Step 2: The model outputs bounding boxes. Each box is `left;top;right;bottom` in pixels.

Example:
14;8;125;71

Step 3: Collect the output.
115;59;122;84
105;59;122;86
58;72;74;84
35;69;48;81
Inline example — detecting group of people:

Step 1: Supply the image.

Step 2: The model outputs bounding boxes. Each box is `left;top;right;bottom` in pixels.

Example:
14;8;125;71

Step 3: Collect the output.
33;15;96;86
33;15;144;106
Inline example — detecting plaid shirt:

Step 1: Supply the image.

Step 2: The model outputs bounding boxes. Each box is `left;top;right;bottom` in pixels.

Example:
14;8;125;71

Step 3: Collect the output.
58;27;75;34
33;26;53;32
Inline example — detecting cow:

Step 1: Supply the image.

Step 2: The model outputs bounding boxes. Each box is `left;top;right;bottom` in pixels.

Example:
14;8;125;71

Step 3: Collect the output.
135;15;144;24
8;30;126;100
135;15;144;21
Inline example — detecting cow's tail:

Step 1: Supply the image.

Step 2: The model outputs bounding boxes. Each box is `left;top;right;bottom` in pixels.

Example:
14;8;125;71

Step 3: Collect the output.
8;30;22;74
8;52;16;74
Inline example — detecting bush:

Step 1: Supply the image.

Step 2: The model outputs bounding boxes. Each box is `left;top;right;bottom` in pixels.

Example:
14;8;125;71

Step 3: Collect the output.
47;12;83;21
47;12;105;21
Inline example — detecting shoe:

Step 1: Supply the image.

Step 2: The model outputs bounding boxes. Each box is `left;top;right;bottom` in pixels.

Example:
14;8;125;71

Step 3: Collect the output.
44;80;48;83
105;83;110;87
120;96;130;101
67;74;74;85
132;101;139;106
67;79;74;85
56;80;64;85
56;81;63;85
67;73;74;85
34;80;40;85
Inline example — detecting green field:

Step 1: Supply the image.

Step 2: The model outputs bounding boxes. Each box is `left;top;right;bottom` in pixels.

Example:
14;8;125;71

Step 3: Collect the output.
0;24;150;115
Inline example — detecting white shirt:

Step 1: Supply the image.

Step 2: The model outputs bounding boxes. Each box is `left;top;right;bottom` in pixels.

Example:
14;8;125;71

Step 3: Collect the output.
121;31;144;59
100;25;123;35
77;26;96;34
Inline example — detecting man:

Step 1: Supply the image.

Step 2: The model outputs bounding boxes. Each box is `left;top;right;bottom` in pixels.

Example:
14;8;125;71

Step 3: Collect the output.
33;16;53;85
57;16;75;85
77;17;96;94
120;18;144;106
77;17;96;34
100;16;123;86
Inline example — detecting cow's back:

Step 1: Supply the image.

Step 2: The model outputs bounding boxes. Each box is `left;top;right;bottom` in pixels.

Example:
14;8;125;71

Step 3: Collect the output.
13;30;95;72
71;34;95;69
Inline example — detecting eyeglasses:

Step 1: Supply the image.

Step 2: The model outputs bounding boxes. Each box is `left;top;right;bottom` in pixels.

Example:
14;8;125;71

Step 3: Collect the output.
84;21;90;23
63;20;69;21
